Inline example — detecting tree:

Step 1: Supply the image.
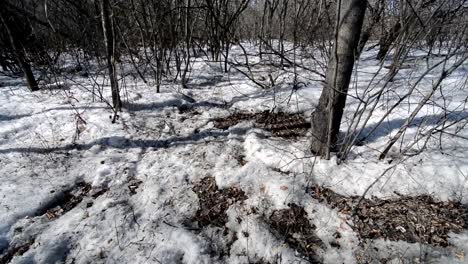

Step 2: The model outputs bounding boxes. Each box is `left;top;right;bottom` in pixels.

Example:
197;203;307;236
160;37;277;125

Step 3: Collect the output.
100;0;121;114
0;7;39;92
356;0;384;56
310;0;367;158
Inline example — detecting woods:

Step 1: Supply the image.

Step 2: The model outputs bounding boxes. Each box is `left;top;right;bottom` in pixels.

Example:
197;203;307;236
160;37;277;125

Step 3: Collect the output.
1;0;468;263
1;0;466;160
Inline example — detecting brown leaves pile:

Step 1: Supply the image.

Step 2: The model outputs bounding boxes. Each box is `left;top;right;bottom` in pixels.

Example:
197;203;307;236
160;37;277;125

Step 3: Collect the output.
213;112;256;130
269;204;323;263
42;182;92;220
213;111;310;138
193;177;247;228
0;239;35;264
313;186;468;247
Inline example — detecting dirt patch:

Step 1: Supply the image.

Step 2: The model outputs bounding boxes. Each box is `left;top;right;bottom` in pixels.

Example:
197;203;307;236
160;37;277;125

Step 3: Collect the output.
255;111;311;138
0;239;35;264
128;178;143;196
268;204;323;263
250;259;275;264
213;111;310;138
177;105;202;115
36;182;92;219
0;182;108;263
312;186;468;247
36;182;107;220
234;154;247;166
213;112;256;130
193;177;247;228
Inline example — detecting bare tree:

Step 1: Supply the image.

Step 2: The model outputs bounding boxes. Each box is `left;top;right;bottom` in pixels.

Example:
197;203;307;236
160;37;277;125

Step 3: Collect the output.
310;0;367;158
0;8;39;92
100;0;121;114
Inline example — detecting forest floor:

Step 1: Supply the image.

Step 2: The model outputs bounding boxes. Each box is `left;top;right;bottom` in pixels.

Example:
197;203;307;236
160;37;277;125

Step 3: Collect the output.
0;46;468;263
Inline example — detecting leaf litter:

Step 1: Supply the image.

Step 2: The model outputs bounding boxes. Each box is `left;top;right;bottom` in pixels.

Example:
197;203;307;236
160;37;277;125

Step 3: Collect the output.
213;111;310;138
268;204;324;263
312;185;468;247
192;177;247;228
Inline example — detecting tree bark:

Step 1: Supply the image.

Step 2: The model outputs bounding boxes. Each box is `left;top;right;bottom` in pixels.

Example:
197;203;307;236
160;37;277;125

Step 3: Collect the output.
376;22;401;61
100;0;121;111
181;0;192;89
356;0;384;57
310;0;366;157
0;9;39;92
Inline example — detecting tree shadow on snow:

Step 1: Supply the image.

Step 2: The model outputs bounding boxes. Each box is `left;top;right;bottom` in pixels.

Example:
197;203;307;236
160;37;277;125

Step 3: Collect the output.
0;114;30;122
358;110;468;143
126;99;228;112
0;127;250;155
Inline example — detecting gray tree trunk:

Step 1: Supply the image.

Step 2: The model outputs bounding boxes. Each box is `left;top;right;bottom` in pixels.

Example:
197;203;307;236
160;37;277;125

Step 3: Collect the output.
310;0;366;157
356;0;384;57
100;0;121;111
0;10;39;92
376;22;401;61
181;0;191;89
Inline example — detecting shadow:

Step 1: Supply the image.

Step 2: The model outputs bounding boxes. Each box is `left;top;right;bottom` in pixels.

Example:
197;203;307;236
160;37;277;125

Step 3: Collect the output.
229;84;309;106
41;83;71;91
0;236;8;255
0;114;30;122
0;127;250;154
359;111;468;143
189;101;229;109
38;106;107;114
126;99;228;112
186;74;226;89
0;107;107;123
125;99;184;111
0;77;25;87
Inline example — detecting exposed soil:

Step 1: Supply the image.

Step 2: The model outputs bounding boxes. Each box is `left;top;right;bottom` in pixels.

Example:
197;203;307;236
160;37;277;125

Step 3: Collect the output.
0;182;108;263
255;111;311;138
213;111;310;138
127;178;143;196
35;182;92;219
234;154;247;166
35;181;108;220
213;112;256;130
0;238;35;264
268;204;323;263
192;177;247;228
312;186;468;247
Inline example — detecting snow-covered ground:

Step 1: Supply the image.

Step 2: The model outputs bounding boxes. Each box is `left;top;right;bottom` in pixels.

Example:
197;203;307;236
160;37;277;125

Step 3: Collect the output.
0;46;467;263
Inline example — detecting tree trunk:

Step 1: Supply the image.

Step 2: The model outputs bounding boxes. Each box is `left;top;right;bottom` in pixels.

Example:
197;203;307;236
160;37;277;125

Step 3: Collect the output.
356;29;371;57
356;0;384;57
100;0;121;111
0;10;39;92
310;0;366;157
376;22;401;61
181;0;191;89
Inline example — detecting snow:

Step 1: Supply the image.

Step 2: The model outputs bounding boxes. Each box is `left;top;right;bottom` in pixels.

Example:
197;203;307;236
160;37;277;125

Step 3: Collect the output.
0;45;467;263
